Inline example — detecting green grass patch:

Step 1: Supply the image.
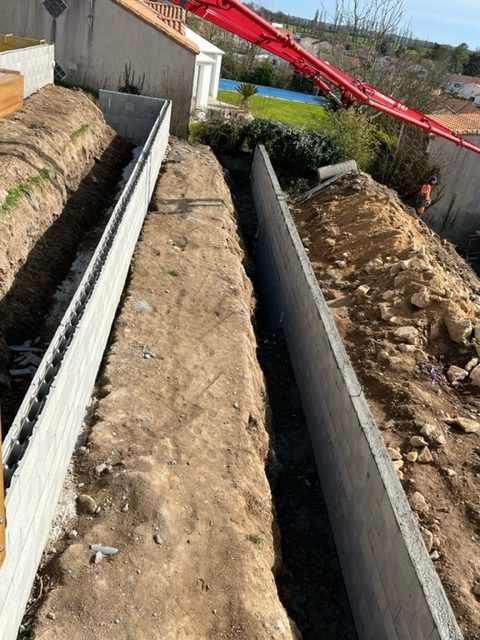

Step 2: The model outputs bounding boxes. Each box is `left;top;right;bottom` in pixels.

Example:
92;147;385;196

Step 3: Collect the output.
2;168;50;212
248;533;265;546
217;89;328;128
70;123;91;140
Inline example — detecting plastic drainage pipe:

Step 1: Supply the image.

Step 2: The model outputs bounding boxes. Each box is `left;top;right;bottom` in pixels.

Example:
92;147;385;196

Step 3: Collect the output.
317;160;358;181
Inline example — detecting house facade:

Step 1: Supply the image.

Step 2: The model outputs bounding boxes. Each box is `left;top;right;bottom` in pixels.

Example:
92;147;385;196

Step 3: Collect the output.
0;0;200;135
424;112;480;248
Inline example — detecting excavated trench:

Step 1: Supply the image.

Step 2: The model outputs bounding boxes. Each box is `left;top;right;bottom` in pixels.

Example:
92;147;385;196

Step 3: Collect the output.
228;160;357;639
9;141;360;639
0;136;133;436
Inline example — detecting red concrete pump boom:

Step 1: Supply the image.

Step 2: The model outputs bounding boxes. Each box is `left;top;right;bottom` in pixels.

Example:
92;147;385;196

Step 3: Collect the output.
174;0;480;155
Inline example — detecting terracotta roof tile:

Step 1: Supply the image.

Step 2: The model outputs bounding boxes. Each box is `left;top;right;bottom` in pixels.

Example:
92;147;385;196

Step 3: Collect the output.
428;111;480;135
448;73;480;86
111;0;199;54
432;97;479;115
143;1;186;35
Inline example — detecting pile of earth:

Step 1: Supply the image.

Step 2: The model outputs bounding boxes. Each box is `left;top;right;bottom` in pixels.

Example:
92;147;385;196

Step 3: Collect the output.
0;85;131;427
291;171;480;639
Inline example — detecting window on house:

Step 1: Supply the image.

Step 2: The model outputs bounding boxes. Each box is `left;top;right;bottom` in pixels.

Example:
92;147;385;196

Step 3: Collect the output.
42;0;68;19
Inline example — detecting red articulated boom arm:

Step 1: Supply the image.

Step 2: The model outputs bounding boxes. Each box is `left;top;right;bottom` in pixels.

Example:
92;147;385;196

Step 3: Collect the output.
173;0;480;155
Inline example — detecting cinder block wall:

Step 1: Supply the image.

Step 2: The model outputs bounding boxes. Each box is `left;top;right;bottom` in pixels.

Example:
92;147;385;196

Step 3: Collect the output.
0;44;54;97
0;98;171;640
99;90;168;144
251;145;463;640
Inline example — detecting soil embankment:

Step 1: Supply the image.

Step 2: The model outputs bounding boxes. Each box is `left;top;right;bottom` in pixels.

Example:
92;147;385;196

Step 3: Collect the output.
0;85;131;429
291;171;480;640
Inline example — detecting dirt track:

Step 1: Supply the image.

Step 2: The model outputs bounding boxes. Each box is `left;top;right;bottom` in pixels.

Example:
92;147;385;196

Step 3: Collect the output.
31;140;299;640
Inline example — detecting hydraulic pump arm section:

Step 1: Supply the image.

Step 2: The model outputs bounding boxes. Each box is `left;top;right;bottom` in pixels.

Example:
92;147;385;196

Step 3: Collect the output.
174;0;480;155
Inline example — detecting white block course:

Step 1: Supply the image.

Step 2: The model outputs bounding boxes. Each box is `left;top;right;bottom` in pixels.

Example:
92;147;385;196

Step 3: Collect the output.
0;95;171;640
0;44;54;97
251;145;463;640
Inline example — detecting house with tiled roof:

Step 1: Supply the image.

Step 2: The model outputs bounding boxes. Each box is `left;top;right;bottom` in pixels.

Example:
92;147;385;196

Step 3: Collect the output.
143;1;223;111
446;73;480;100
423;111;480;248
0;0;209;134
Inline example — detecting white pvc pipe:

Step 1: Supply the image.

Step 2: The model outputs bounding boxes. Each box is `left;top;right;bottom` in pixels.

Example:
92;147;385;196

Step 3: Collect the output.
317;160;358;181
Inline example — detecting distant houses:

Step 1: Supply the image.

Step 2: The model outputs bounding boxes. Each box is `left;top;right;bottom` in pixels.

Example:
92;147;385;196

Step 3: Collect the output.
446;73;480;101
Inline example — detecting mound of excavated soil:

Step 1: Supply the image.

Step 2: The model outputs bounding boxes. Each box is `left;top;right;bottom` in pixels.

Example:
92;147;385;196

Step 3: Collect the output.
0;85;130;376
291;171;480;639
30;141;299;640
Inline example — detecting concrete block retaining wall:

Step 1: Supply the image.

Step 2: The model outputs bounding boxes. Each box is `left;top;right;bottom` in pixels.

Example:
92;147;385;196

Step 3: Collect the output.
0;44;54;97
251;145;463;640
100;90;169;145
0;94;171;640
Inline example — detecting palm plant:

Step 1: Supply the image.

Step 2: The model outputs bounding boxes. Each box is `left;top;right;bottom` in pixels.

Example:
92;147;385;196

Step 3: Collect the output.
235;82;258;110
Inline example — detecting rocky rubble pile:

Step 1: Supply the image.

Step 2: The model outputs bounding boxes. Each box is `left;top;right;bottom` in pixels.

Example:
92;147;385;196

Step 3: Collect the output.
291;171;480;639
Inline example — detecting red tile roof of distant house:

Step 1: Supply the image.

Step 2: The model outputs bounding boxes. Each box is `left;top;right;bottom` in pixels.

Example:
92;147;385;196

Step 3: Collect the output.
428;111;480;135
448;73;480;86
111;0;199;53
432;97;480;115
143;1;186;35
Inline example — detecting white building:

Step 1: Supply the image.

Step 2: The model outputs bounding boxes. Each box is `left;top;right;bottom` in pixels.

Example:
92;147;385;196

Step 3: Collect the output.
447;73;480;100
424;111;480;248
185;27;224;112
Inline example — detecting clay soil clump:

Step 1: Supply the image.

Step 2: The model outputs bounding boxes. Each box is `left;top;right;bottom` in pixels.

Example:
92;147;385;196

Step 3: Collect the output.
291;171;480;639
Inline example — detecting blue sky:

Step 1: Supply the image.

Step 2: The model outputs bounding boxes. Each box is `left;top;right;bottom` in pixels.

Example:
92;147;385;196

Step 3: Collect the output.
261;0;480;49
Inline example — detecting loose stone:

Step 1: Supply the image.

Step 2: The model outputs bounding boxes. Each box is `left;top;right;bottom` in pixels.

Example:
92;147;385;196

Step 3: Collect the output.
410;491;429;512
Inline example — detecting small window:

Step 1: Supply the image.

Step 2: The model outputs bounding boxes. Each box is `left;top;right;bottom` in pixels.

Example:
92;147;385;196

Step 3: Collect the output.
54;63;66;82
42;0;68;19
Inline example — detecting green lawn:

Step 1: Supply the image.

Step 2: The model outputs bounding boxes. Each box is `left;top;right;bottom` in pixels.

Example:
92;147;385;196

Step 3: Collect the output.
217;89;328;128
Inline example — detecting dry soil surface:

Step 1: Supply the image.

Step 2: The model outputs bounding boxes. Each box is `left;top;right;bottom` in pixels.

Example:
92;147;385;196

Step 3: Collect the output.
30;141;298;640
291;171;480;640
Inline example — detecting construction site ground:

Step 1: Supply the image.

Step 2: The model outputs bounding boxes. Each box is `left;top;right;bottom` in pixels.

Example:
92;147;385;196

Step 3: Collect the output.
2;85;480;640
291;173;480;640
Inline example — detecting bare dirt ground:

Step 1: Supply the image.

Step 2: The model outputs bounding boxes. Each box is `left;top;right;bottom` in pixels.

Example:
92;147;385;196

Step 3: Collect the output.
30;140;300;640
0;85;132;430
291;171;480;640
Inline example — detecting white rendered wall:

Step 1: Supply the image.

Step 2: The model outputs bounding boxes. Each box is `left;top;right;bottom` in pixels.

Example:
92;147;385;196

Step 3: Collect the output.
0;44;54;97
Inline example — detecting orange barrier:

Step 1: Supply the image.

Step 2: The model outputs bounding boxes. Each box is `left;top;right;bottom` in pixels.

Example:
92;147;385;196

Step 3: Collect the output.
0;69;24;118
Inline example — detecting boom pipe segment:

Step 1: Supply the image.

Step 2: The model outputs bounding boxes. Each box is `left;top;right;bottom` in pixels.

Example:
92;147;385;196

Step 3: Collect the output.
175;0;480;155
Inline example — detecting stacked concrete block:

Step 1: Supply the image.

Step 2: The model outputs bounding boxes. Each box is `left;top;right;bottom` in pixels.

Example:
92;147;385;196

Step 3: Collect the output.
0;44;54;98
251;145;463;640
0;99;171;640
99;90;168;144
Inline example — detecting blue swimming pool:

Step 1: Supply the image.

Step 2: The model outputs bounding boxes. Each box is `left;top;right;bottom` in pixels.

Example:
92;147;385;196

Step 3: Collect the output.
219;78;328;105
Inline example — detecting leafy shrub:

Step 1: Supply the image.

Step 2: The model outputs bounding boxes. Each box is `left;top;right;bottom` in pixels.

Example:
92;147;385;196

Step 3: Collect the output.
323;108;379;171
190;110;248;152
192;114;341;174
244;118;341;172
246;61;276;87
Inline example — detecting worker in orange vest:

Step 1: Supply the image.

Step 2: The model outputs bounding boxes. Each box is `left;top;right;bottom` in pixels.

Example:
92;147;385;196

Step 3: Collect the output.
416;176;438;215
